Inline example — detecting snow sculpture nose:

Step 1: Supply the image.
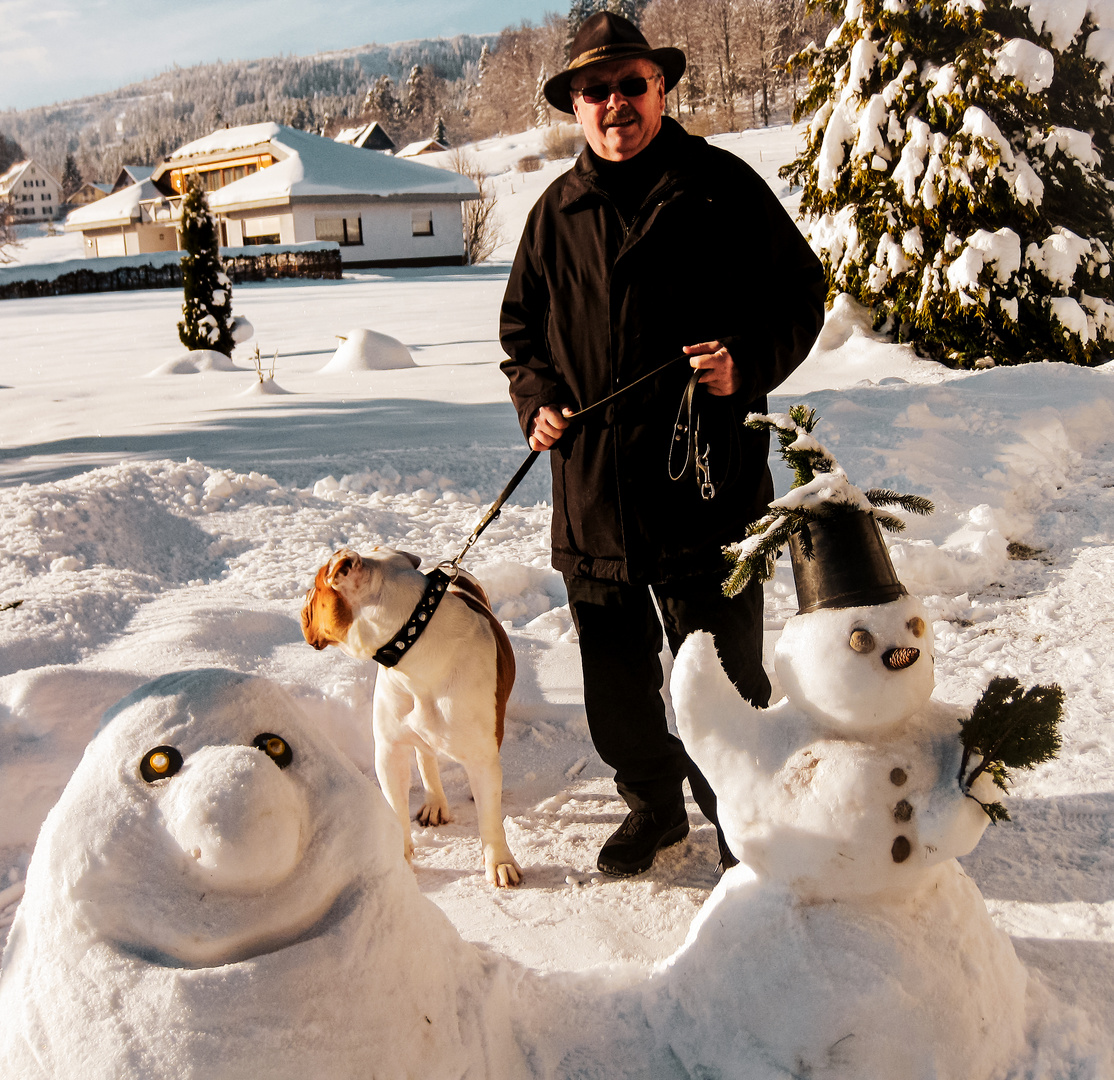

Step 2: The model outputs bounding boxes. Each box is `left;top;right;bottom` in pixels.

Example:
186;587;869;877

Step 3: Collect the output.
159;744;307;892
882;646;920;671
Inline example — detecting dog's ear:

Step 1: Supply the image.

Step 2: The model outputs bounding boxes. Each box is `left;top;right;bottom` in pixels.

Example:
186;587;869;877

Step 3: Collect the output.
325;548;362;587
397;550;422;570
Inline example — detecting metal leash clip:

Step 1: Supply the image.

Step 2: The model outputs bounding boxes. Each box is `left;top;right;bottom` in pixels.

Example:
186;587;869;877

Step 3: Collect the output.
695;425;716;501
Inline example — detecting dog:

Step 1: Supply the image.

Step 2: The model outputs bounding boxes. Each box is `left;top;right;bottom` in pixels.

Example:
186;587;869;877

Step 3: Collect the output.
301;547;522;887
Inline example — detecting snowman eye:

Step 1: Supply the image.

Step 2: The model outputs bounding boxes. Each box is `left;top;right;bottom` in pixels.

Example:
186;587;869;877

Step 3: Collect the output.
140;745;183;783
849;629;875;654
253;733;293;769
907;616;925;637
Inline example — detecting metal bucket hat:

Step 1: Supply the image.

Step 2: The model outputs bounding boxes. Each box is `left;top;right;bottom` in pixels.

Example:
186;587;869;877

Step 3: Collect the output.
788;510;908;615
544;12;686;114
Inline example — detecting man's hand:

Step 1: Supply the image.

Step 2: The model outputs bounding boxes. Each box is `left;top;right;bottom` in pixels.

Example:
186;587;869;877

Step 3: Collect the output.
529;404;573;450
684;341;742;396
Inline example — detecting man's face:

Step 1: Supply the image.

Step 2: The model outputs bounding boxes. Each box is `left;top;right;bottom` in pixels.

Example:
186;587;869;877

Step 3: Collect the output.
571;58;665;162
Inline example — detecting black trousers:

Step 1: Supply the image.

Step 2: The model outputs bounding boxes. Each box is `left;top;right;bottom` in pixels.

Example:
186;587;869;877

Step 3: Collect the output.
564;571;771;817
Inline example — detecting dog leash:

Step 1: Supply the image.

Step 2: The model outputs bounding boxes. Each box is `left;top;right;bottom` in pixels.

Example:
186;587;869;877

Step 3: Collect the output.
377;356;718;665
667;369;738;501
451;352;698;567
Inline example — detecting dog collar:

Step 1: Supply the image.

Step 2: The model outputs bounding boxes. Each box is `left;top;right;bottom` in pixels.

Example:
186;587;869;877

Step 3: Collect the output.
373;568;452;668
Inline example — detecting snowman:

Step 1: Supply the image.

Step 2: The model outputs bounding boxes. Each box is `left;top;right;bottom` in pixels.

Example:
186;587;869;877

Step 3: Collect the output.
0;668;525;1080
639;409;1051;1079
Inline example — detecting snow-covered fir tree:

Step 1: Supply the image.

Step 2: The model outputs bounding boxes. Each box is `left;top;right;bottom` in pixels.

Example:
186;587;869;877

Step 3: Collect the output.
61;154;82;197
177;177;235;357
406;65;430;126
431;115;449;145
782;0;1114;367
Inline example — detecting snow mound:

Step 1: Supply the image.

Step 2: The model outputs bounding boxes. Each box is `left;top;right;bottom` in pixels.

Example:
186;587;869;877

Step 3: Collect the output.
320;328;415;371
238;378;292;396
190;349;240;371
145;350;239;376
0;669;525;1079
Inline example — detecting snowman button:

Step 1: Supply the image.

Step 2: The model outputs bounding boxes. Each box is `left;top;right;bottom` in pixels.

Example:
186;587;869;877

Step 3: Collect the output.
890;767;908;786
893;799;913;822
891;836;912;862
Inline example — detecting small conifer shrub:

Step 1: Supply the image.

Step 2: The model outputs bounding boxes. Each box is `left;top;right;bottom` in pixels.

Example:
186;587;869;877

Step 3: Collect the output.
177;177;235;357
958;676;1064;821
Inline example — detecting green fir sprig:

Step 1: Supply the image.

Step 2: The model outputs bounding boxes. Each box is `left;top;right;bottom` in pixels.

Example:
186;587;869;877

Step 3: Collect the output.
723;409;934;597
958;676;1064;822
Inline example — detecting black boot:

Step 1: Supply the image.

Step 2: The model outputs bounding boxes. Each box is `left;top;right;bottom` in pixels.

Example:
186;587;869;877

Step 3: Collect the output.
597;802;689;877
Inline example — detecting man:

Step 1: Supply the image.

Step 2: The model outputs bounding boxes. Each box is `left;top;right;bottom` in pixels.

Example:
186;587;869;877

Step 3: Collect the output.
500;13;826;876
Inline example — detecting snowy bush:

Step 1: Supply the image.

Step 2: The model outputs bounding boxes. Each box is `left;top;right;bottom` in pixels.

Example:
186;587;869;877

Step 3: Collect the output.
176;177;235;357
782;0;1114;367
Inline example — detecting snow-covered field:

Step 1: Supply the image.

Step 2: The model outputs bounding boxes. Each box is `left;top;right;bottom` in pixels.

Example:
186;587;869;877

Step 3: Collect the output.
1;125;1112;1075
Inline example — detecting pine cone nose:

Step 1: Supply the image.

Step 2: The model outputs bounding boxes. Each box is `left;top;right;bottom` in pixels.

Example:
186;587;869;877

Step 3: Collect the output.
883;646;920;671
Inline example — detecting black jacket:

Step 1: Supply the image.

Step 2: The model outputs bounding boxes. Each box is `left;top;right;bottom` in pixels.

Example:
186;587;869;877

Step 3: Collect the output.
500;118;825;583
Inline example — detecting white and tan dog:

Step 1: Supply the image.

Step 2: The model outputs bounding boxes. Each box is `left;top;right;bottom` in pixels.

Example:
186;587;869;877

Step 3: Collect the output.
302;547;522;887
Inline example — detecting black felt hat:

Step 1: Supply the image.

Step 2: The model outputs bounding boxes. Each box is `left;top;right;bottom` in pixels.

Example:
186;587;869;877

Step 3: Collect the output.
788;510;908;615
544;12;686;114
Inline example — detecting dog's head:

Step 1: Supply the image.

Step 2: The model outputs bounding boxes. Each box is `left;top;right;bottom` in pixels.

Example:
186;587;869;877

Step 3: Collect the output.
300;547;422;651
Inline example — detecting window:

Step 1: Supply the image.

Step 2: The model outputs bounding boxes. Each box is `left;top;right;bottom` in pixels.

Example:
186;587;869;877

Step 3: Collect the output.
411;210;433;236
241;216;283;245
315;216;363;246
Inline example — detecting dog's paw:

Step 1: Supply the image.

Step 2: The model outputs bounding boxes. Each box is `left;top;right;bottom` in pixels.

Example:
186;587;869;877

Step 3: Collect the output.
416;801;451;827
486;855;523;888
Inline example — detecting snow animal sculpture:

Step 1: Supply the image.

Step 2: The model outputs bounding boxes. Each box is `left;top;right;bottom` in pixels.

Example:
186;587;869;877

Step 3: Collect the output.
0;669;525;1080
656;410;1048;1079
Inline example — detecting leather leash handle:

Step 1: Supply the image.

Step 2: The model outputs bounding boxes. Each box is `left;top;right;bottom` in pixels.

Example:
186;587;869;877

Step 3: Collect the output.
668;370;703;482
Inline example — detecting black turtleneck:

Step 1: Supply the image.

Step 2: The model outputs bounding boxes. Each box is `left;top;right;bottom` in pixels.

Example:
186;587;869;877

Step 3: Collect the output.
587;123;672;227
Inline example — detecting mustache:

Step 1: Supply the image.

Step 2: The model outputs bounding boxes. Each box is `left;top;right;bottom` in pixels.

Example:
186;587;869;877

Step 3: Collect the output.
602;106;638;127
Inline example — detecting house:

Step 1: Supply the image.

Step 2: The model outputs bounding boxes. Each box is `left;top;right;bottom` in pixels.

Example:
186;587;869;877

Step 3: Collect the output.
111;165;155;193
66;182;113;208
396;138;451;159
65;122;479;267
1;160;63;222
334;121;395;153
64;179;179;258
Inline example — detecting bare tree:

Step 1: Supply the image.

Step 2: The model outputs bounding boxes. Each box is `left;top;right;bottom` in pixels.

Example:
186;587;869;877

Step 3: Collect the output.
0;201;21;265
450;150;501;264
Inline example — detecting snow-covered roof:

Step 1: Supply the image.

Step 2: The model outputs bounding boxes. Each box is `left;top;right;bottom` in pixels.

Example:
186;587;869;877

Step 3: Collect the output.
198;125;476;209
334;121;395;151
396;138;450;159
112;165;155;191
64;178;162;230
169;123;283;161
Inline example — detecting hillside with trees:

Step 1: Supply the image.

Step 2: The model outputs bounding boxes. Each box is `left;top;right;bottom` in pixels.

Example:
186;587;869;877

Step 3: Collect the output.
0;1;830;189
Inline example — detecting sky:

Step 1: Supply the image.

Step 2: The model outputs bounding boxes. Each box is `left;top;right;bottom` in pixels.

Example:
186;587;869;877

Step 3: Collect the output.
0;0;559;112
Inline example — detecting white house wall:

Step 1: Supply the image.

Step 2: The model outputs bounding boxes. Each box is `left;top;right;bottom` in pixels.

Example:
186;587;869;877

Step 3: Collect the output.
4;162;62;222
287;202;465;265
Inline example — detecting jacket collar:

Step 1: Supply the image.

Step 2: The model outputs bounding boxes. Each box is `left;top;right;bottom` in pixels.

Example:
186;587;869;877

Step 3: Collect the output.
558;116;700;212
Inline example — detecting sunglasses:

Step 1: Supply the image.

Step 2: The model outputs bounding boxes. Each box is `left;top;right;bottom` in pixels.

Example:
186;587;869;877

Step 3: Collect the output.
573;76;651;105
